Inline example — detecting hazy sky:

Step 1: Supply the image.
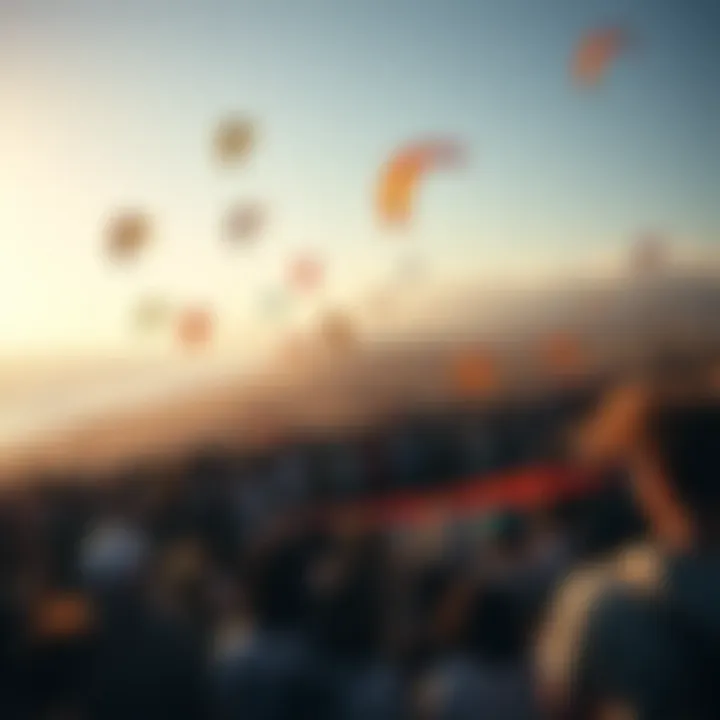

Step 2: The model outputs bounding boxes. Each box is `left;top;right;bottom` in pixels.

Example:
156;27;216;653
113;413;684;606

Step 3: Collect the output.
1;0;718;359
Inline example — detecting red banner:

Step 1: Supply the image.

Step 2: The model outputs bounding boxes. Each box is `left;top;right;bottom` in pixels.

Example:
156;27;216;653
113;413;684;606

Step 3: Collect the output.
327;465;603;529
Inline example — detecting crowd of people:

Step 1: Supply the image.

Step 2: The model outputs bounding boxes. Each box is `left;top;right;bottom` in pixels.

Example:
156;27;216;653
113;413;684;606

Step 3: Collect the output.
0;374;718;719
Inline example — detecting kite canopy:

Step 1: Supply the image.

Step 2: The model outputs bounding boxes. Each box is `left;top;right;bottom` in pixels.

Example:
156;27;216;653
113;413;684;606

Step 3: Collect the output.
450;350;499;398
541;332;587;375
213;117;255;165
376;139;466;226
223;202;265;244
288;252;324;293
105;211;152;262
573;26;628;87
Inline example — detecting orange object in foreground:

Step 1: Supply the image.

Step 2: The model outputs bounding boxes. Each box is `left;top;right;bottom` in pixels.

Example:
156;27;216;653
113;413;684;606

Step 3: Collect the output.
34;593;94;640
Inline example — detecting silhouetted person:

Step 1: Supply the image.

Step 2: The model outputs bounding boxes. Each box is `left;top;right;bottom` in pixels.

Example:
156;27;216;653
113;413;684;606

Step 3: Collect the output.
212;530;328;720
310;533;406;720
82;510;207;720
538;385;720;720
419;582;535;720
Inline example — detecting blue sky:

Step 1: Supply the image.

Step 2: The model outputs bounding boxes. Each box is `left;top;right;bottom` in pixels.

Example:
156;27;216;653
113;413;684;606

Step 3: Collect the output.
0;0;718;357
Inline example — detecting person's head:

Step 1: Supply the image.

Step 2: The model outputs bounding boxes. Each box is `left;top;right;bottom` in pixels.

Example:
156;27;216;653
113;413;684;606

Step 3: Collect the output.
244;533;311;632
492;511;529;559
98;475;143;525
80;522;151;606
307;530;389;660
645;396;720;540
464;583;526;665
154;538;208;620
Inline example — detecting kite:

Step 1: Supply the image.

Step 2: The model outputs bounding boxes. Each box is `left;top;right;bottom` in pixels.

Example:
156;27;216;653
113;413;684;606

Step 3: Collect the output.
177;307;214;348
573;26;629;88
105;211;152;262
376;138;466;226
541;332;586;375
288;252;324;293
213;117;255;166
450;350;499;398
223;202;265;244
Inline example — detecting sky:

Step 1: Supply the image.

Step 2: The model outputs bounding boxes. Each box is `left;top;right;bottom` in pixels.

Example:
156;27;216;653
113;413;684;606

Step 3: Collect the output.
0;0;718;365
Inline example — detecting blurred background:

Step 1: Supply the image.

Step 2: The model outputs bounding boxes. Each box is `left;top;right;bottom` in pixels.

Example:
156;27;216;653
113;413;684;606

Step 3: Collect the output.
0;0;719;718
